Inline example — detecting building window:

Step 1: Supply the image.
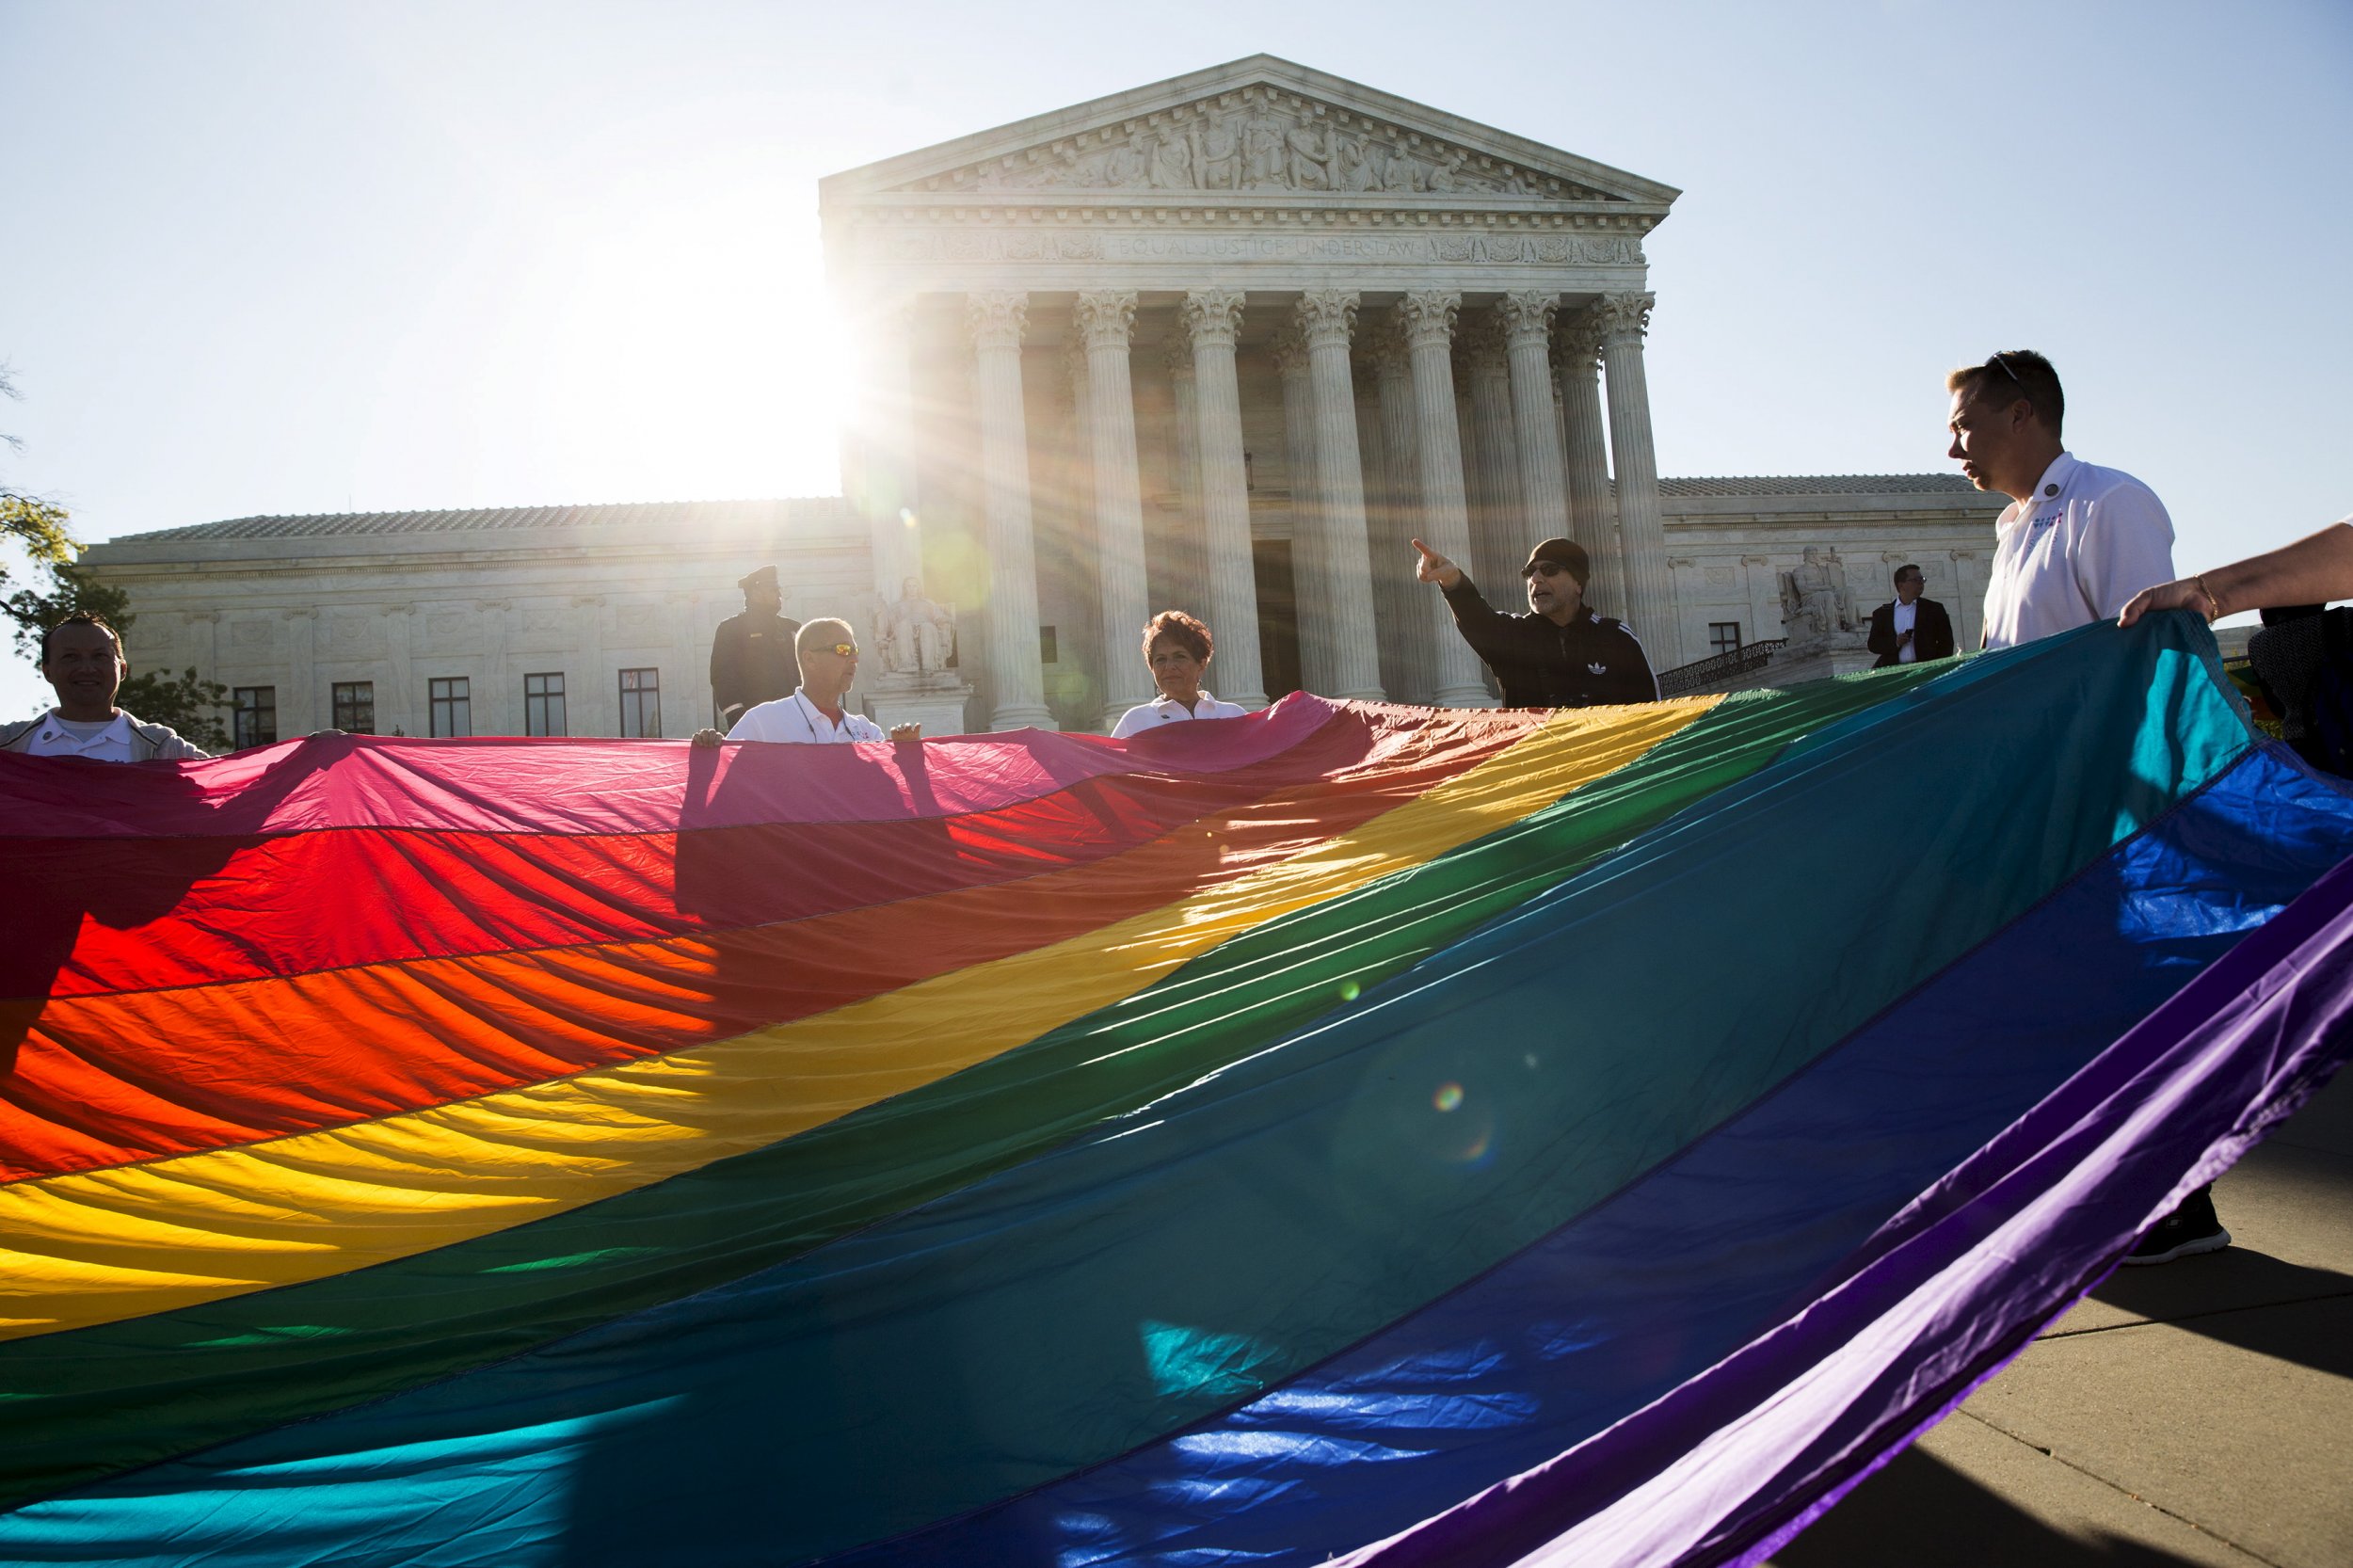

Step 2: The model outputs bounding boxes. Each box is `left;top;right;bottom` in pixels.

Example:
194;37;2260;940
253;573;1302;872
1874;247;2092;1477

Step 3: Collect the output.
1708;622;1744;657
429;677;472;738
1039;626;1058;665
232;686;277;749
524;672;568;737
618;667;662;738
331;681;375;734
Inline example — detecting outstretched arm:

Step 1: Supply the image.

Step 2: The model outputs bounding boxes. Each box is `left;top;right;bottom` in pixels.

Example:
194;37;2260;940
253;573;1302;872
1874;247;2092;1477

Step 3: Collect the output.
1417;537;1516;663
2121;520;2353;627
1411;537;1464;590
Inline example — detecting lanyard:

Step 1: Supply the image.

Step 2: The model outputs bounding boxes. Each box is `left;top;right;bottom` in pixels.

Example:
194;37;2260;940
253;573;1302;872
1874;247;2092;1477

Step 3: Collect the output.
793;693;830;743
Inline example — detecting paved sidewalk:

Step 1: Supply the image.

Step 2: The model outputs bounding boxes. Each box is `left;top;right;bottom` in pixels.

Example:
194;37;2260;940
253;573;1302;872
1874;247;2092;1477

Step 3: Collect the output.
1774;1066;2353;1566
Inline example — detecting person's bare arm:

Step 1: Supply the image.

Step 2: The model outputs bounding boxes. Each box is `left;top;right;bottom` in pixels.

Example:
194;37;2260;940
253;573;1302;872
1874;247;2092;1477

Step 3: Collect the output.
2121;521;2353;627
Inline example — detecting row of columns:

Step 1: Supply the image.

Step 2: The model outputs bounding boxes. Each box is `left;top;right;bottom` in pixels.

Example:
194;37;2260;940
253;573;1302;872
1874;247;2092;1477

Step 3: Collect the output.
865;286;1669;732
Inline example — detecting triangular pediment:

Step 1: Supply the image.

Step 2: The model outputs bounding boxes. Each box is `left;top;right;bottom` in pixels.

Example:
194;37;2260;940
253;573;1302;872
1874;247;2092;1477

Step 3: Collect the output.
822;56;1678;211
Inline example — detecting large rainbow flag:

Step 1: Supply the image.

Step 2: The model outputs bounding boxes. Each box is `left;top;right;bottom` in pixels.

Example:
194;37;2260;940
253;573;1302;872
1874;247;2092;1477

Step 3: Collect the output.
4;614;2351;1567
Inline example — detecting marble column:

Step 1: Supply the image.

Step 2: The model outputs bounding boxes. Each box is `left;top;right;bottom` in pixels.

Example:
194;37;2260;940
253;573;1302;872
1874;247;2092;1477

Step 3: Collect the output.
1555;307;1623;620
1462;310;1524;600
1038;338;1094;727
965;291;1053;730
1399;290;1498;708
1296;290;1384;702
861;299;923;606
1369;315;1437;704
1499;292;1572;547
1062;335;1096;544
1076;289;1155;729
1180;288;1266;710
1161;334;1205;617
1272;321;1329;695
1597;292;1675;665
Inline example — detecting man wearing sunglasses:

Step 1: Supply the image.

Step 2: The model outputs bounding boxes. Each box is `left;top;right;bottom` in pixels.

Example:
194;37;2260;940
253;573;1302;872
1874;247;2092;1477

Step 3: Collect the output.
1411;535;1659;708
1946;349;2174;650
1865;563;1956;669
692;617;921;746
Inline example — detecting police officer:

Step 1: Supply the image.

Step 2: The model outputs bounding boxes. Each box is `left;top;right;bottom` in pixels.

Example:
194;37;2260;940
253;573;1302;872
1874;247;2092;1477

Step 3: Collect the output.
709;566;802;728
1412;536;1659;707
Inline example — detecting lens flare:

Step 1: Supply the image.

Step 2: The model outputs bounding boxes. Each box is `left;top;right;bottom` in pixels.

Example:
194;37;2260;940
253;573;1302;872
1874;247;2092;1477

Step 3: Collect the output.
1433;1083;1464;1112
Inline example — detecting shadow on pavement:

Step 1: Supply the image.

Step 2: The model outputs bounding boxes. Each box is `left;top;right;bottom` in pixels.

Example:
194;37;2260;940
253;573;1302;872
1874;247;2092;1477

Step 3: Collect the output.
1771;1443;2213;1567
2086;1250;2353;1380
2267;1064;2353;1156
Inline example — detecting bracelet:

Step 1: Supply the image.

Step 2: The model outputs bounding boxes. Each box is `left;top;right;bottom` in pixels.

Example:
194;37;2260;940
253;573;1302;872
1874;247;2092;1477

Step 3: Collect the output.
2194;574;2224;623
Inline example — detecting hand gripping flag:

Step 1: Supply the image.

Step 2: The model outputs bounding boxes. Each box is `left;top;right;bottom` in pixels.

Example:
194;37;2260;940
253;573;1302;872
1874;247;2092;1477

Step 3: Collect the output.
2;614;2350;1567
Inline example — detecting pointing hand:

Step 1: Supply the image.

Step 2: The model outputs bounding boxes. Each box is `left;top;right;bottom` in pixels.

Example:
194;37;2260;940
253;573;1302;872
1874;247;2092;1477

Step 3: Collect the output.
1412;537;1463;589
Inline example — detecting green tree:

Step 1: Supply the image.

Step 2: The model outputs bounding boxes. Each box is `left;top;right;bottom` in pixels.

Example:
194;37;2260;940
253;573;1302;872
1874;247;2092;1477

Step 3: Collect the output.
118;668;233;752
1;365;76;595
3;561;130;661
4;562;232;748
3;363;233;748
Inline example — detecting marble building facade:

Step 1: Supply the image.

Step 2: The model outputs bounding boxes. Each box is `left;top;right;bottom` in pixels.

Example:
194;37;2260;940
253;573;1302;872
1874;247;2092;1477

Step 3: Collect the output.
76;57;2001;742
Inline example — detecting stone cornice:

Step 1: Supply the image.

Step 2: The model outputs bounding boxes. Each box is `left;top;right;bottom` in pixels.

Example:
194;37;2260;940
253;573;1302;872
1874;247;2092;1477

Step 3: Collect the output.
820;55;1682;211
829;199;1660;231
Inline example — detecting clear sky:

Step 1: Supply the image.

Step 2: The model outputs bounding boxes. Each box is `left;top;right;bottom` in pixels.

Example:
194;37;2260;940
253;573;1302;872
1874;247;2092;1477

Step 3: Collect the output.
3;0;2348;719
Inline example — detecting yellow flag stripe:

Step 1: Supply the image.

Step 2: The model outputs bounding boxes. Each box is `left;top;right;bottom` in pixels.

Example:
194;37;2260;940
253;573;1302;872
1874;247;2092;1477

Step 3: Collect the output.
0;697;1717;1339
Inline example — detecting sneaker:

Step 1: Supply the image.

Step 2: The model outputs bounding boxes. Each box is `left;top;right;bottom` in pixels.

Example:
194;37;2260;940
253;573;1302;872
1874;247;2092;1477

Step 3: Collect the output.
2121;1185;2231;1267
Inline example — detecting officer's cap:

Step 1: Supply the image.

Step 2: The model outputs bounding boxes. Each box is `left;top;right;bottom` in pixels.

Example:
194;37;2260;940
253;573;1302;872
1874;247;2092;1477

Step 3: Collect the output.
737;565;779;592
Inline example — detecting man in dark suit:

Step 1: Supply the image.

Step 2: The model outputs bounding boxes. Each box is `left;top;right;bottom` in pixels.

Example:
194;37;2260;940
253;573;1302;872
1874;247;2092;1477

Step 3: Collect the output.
709;566;802;728
1866;563;1957;669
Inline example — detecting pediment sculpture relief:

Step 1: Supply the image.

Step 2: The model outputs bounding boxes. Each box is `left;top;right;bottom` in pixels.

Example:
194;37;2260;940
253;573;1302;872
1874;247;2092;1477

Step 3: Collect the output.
922;92;1609;200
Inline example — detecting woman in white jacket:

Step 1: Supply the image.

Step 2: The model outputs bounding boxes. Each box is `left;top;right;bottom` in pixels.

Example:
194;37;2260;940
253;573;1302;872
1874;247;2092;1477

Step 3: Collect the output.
1110;611;1250;740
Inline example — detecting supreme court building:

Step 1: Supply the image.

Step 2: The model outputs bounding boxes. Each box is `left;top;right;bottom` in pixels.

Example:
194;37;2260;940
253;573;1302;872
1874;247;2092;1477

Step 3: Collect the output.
82;57;2001;743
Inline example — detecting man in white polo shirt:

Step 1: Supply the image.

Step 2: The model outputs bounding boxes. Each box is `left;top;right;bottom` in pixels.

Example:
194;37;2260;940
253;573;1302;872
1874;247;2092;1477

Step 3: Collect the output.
0;615;210;761
1949;352;2222;1266
1946;350;2176;649
691;617;920;747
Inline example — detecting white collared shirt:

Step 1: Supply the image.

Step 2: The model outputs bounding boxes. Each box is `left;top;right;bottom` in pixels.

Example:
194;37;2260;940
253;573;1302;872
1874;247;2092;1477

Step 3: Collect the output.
1111;689;1250;739
1981;452;2176;650
22;710;139;760
1892;598;1918;663
727;689;888;744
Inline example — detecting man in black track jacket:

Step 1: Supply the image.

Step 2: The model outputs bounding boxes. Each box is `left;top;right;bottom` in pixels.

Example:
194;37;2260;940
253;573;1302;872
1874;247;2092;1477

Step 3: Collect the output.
1412;535;1660;708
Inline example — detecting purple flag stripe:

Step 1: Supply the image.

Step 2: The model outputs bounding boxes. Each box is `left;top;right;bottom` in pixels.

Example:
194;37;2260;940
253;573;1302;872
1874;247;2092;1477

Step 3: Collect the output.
1338;833;2353;1568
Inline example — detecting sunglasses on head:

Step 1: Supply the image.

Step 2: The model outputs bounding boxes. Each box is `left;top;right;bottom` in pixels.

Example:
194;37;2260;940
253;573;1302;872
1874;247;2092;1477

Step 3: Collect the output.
1985;352;2024;388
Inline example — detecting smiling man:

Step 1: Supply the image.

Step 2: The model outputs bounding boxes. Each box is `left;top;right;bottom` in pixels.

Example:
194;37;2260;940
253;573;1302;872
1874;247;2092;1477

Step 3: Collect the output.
1412;536;1658;708
1947;350;2175;650
0;614;210;761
